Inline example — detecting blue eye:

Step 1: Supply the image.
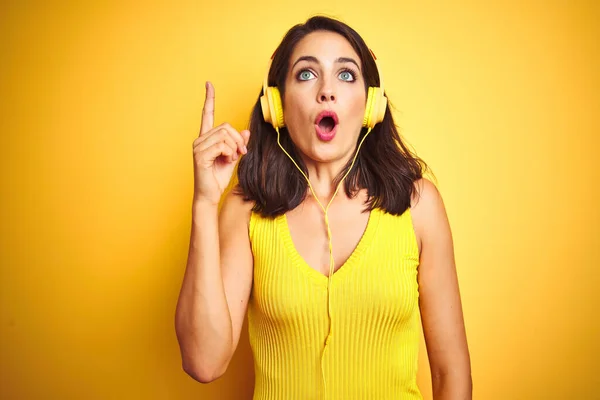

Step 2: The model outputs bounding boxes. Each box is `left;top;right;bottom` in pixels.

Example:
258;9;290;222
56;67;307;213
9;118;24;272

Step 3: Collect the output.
339;70;356;82
298;70;315;81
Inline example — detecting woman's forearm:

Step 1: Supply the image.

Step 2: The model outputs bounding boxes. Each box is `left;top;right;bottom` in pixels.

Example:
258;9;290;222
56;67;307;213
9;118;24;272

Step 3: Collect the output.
432;371;473;400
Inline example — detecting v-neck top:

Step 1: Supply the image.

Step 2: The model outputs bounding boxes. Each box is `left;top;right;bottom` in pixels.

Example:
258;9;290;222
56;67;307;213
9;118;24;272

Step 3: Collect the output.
247;207;422;400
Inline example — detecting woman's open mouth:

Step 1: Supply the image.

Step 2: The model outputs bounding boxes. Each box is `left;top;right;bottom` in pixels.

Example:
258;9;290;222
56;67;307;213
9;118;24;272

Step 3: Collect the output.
315;111;339;141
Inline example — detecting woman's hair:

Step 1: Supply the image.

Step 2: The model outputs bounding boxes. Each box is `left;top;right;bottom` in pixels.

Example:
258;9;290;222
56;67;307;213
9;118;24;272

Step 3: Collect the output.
235;15;430;217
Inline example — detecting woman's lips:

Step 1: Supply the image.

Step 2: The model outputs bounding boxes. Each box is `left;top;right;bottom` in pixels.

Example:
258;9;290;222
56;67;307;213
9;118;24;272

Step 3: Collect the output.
315;123;337;141
315;110;339;141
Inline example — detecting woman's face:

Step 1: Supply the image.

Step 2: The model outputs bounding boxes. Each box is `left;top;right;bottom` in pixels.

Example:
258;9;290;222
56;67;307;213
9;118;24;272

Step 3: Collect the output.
283;30;366;164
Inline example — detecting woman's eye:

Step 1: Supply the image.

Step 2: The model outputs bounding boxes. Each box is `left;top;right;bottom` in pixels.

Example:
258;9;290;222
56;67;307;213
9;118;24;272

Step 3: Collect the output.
339;70;355;81
298;70;315;81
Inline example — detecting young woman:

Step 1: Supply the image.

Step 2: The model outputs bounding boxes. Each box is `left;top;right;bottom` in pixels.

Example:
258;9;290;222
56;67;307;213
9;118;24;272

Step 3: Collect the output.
176;16;472;399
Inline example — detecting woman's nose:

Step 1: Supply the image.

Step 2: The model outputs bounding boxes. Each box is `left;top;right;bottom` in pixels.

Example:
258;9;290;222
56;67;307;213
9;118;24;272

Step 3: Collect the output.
318;83;336;103
319;92;336;102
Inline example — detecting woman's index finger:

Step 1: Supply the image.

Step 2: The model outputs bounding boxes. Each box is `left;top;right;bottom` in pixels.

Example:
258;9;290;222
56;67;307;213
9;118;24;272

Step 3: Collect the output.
200;81;215;136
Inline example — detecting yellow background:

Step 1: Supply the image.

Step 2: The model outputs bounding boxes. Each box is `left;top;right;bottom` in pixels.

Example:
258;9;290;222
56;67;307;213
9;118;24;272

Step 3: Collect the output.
1;1;598;399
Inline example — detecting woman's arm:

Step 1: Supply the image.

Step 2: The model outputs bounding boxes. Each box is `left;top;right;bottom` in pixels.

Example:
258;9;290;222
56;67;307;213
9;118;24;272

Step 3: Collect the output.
411;178;472;399
174;190;254;383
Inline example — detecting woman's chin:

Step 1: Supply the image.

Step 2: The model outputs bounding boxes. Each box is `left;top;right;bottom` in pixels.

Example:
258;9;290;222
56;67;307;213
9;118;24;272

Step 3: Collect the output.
289;130;359;165
301;144;353;165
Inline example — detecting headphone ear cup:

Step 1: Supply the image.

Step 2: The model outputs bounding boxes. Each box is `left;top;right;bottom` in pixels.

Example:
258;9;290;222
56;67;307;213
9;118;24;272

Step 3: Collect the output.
362;87;387;128
260;87;285;129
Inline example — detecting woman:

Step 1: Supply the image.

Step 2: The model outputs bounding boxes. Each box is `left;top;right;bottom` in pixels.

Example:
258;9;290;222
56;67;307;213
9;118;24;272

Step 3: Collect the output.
175;16;472;399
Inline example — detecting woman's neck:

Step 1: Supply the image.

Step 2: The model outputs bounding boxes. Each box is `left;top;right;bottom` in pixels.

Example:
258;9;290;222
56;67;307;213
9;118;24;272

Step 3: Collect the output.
303;159;357;206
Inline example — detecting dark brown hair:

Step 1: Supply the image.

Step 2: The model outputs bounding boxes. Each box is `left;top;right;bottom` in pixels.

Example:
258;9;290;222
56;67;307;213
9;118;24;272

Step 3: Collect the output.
235;15;430;217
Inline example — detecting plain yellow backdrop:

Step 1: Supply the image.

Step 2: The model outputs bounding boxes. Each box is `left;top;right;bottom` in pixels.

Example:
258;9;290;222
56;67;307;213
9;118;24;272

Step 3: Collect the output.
1;1;598;399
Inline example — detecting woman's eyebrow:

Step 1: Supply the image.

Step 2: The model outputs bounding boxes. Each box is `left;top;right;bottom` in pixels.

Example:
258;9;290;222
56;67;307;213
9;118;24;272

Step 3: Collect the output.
292;56;361;71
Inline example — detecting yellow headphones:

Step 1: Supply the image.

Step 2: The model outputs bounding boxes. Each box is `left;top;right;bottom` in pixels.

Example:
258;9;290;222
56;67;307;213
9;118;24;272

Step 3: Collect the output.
260;49;387;130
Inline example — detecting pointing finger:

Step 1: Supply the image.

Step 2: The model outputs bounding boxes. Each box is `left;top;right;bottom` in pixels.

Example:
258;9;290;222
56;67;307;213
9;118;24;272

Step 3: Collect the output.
200;81;215;136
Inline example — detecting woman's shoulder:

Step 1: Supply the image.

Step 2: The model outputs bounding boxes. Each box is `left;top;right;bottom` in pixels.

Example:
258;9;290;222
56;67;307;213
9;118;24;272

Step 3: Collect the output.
409;177;450;248
219;186;255;228
410;178;441;209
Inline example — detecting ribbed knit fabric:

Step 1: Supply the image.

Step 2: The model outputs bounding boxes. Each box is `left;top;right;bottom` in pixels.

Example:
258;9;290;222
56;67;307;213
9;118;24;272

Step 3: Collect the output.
247;207;422;400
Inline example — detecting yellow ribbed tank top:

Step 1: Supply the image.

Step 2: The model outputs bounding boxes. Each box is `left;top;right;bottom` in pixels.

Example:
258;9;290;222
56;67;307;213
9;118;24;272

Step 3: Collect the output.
247;206;422;400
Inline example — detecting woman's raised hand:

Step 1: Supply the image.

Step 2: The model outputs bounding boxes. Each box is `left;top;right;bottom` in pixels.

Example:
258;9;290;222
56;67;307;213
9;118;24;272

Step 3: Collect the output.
192;82;250;205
